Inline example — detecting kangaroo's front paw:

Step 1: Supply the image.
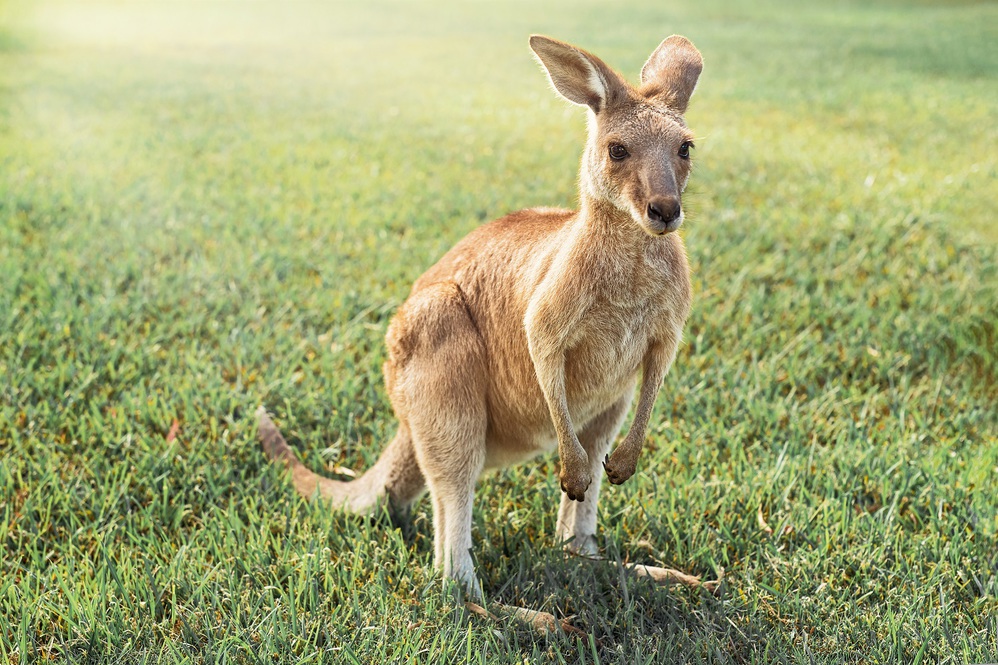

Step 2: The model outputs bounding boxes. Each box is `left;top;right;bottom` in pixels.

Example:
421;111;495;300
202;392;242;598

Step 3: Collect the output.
603;449;638;485
559;468;592;502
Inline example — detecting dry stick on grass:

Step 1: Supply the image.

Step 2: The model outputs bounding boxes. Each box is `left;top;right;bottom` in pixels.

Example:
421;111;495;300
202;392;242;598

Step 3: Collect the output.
618;562;725;595
329;465;357;478
464;602;589;638
565;549;725;595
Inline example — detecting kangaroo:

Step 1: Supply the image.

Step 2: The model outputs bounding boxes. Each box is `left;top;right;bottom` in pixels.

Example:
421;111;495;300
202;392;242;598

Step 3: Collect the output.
257;34;703;601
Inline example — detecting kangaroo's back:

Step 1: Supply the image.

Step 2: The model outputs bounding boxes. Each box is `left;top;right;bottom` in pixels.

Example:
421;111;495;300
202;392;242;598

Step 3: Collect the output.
411;206;575;296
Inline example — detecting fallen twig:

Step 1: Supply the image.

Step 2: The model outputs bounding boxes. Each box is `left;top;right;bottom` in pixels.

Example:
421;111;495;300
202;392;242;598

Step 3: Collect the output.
464;602;588;639
464;601;498;621
329;465;357;478
618;562;725;595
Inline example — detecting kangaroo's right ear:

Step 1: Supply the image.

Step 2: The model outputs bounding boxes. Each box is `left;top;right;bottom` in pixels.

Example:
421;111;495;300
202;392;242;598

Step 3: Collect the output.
529;35;623;114
640;35;703;114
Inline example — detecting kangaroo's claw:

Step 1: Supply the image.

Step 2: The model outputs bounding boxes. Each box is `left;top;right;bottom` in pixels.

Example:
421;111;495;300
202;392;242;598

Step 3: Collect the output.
603;449;637;485
559;469;591;502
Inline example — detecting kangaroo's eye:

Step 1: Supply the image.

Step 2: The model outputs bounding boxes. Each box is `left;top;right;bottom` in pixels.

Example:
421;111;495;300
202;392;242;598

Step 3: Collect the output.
678;141;693;159
608;144;629;161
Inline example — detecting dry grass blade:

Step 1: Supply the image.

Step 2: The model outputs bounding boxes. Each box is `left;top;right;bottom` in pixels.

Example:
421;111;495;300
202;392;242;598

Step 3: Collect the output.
757;504;774;536
165;419;180;443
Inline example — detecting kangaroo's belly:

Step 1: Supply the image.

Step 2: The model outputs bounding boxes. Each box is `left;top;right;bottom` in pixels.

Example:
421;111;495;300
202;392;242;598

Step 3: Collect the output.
482;336;643;470
483;381;638;470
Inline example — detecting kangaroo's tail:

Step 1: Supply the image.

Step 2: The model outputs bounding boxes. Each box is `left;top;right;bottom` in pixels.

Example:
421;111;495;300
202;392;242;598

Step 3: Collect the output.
256;406;425;515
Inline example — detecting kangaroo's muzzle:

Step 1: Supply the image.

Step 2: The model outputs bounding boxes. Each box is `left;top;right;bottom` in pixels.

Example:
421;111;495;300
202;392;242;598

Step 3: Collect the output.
646;196;682;234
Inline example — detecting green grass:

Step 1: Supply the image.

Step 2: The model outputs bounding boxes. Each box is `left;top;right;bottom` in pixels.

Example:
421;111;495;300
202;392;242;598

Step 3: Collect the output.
1;0;996;662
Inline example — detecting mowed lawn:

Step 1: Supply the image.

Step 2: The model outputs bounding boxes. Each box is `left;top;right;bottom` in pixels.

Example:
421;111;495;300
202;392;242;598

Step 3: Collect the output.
1;0;996;662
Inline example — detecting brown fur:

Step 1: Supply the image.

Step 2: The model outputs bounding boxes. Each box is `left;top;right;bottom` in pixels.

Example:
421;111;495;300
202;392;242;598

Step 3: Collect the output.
257;34;704;599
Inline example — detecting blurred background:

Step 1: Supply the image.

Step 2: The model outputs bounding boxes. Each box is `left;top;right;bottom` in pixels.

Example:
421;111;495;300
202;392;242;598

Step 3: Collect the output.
3;0;995;247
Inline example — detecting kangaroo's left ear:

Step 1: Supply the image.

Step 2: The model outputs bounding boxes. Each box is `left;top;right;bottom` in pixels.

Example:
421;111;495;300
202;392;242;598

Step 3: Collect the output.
640;35;703;114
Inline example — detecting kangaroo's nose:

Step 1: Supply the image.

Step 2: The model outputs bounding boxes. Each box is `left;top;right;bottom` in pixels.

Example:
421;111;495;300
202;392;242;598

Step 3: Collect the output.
647;197;681;224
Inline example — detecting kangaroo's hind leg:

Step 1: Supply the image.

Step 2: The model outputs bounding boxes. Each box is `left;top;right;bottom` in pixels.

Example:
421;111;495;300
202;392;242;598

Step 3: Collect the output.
556;392;632;556
385;281;488;600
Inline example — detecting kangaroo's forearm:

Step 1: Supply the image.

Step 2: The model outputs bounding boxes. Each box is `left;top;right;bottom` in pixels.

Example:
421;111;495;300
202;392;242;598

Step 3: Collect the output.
531;347;594;500
604;342;671;485
529;347;579;449
625;342;670;442
525;300;595;502
524;284;585;450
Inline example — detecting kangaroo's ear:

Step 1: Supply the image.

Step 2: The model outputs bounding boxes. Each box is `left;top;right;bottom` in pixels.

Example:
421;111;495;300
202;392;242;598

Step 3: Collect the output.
529;35;625;114
640;35;703;114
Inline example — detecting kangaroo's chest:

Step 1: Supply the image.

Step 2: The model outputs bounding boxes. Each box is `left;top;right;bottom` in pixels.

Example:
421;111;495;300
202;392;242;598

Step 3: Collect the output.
562;299;657;414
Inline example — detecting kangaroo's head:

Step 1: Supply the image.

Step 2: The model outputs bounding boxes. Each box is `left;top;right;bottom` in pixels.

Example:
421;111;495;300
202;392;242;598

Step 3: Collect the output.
530;35;703;236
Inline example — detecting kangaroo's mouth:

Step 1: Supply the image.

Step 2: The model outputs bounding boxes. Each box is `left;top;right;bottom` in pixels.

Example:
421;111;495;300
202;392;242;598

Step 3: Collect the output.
639;213;683;236
660;216;683;234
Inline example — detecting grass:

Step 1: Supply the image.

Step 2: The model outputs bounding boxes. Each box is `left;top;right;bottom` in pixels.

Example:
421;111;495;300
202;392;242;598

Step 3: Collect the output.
1;0;996;662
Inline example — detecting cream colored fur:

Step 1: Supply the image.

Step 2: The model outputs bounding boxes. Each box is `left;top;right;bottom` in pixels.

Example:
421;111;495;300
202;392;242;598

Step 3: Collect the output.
257;34;704;601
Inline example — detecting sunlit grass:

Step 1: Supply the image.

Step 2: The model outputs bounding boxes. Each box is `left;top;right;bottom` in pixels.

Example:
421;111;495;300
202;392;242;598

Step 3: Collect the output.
1;0;996;663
